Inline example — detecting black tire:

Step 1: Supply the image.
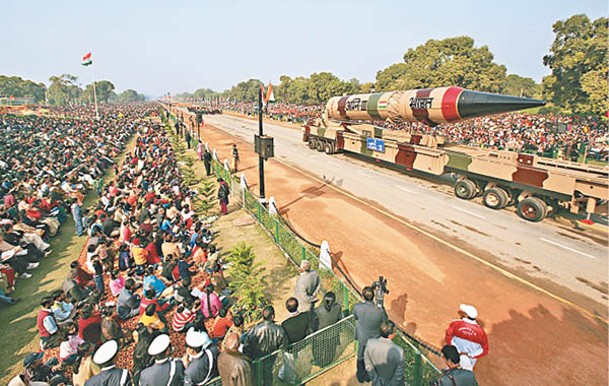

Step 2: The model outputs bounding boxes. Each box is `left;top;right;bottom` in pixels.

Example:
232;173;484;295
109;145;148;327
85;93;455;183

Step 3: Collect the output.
454;179;477;200
483;187;509;210
308;138;316;150
316;140;325;152
517;197;547;222
324;142;334;155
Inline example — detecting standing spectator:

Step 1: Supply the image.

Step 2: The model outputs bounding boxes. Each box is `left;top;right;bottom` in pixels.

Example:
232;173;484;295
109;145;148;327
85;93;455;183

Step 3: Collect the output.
84;340;131;386
430;345;479;386
217;178;229;215
139;334;185;386
353;286;388;383
243;306;287;384
293;260;320;314
364;320;404;386
444;304;489;371
312;292;342;366
185;131;192;150
197;140;204;161
280;297;312;384
71;199;85;237
231;144;240;172
92;260;104;295
218;333;254;386
183;328;220;385
203;148;212;176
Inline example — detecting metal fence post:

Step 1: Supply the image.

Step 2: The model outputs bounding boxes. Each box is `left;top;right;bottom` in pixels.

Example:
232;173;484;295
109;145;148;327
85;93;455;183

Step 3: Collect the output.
301;245;306;264
414;349;422;386
242;186;246;209
342;283;350;315
257;202;261;222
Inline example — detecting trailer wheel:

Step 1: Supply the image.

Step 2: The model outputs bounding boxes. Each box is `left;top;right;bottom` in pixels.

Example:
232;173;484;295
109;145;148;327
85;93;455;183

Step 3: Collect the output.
517;197;547;222
483;187;509;209
324;142;334;155
454;179;477;200
308;138;317;150
316;140;325;152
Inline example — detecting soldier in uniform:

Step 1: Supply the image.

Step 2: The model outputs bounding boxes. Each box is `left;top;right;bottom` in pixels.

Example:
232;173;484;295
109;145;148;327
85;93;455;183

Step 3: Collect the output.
84;340;131;386
139;334;185;386
182;328;220;386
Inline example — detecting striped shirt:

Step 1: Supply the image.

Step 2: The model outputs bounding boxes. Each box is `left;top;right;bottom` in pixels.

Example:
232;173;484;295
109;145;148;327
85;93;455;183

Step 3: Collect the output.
172;309;195;332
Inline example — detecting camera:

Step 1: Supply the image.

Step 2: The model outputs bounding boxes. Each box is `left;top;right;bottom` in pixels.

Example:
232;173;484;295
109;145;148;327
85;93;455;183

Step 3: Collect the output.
371;276;389;309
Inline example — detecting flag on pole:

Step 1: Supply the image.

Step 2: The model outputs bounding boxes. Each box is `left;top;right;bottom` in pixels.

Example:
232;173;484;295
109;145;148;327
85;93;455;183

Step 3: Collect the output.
267;82;275;103
260;84;267;107
82;52;93;66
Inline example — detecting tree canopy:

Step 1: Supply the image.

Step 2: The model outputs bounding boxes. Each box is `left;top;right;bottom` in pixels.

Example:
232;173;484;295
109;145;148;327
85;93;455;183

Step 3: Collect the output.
376;36;507;92
0;75;46;103
542;14;608;115
501;74;541;99
48;74;81;106
83;80;115;104
118;89;146;102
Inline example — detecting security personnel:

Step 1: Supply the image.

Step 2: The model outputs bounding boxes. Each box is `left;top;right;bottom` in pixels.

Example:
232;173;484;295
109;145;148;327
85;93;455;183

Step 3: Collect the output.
85;340;131;386
183;328;220;386
139;334;185;386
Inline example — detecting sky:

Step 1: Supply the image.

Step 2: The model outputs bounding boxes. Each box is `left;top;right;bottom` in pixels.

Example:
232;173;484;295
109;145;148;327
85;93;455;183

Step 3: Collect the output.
1;0;607;97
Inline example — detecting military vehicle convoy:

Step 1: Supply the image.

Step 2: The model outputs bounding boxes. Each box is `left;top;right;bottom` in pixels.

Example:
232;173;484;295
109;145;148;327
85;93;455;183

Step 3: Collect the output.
303;87;608;222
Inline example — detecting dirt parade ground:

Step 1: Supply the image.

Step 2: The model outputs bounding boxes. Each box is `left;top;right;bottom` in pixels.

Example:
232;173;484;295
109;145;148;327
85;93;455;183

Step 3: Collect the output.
186;113;608;386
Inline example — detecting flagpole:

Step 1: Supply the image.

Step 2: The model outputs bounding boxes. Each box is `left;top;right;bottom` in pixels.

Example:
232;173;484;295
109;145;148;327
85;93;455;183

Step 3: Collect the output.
91;63;99;120
258;85;266;204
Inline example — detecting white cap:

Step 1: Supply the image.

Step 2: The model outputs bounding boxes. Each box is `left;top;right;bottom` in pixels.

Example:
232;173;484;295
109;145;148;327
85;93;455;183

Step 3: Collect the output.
459;304;478;319
93;340;119;365
186;328;212;349
148;334;171;356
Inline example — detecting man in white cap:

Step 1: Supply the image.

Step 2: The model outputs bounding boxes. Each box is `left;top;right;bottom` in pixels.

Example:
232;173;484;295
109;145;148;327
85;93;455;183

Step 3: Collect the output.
139;333;185;386
182;327;220;386
444;304;489;371
84;340;131;386
293;259;320;314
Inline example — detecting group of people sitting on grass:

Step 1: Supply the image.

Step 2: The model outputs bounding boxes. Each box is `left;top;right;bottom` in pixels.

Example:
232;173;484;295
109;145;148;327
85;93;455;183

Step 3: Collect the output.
0;107;154;306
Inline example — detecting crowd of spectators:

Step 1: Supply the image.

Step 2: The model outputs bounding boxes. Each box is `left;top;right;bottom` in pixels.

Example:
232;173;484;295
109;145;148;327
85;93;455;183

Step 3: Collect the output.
218;101;322;124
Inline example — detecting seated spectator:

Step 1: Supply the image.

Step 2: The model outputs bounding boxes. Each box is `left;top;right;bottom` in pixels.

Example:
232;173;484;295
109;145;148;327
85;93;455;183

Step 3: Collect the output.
116;278;140;320
78;305;102;345
212;308;233;341
139;288;171;317
109;270;125;297
51;290;76;325
200;284;222;319
172;301;198;333
38;297;62;349
72;342;100;386
59;323;84;365
140;303;168;333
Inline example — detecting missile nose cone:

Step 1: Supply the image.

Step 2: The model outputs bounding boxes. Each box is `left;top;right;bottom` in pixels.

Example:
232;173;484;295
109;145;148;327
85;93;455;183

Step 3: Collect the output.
457;90;546;119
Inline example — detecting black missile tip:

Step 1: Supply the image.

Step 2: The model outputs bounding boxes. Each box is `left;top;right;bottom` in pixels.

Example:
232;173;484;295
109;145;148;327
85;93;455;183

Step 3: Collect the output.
458;90;547;119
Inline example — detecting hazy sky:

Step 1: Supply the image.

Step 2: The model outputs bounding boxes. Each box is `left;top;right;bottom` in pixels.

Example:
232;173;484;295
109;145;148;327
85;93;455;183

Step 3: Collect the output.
2;0;606;96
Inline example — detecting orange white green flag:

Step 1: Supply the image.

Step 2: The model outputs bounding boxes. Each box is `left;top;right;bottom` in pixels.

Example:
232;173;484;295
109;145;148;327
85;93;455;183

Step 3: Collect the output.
267;82;275;103
82;52;92;66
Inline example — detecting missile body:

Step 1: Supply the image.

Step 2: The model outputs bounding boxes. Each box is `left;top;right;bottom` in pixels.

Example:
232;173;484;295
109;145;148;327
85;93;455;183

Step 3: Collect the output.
326;87;545;126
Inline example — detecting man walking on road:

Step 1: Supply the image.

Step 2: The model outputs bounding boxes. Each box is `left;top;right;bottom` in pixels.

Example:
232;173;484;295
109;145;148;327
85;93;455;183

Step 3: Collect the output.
444;304;489;371
231;144;240;173
364;320;404;386
353;286;387;383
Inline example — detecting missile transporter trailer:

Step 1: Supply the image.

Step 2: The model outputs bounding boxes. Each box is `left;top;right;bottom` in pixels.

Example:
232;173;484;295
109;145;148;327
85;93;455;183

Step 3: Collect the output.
303;87;608;222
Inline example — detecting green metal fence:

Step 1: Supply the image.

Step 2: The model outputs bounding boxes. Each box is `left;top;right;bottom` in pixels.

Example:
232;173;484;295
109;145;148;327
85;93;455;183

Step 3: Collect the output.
252;315;357;385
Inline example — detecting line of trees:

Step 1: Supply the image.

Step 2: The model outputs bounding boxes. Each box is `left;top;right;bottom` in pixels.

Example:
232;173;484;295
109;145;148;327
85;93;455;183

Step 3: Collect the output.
179;14;606;117
0;74;146;105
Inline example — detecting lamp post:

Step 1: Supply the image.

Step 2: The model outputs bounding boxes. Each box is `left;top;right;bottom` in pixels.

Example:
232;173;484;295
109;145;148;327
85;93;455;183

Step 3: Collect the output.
258;86;266;204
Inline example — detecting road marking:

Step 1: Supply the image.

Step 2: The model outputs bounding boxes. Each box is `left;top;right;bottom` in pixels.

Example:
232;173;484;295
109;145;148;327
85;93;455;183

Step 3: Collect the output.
394;185;415;194
203;113;609;325
540;238;598;259
451;205;485;219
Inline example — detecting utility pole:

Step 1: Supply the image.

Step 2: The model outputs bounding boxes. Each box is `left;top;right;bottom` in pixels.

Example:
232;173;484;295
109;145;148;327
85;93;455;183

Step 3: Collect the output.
258;86;266;204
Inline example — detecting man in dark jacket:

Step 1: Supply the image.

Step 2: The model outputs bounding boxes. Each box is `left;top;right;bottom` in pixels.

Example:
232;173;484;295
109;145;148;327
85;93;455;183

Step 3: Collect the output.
280;297;312;383
364;320;404;386
243;306;287;384
203;149;212;176
353;286;388;383
312;291;342;367
430;345;478;386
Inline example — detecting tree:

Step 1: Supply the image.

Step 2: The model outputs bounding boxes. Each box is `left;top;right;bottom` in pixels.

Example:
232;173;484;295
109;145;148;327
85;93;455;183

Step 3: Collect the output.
83;80;115;104
0;75;47;103
542;15;608;115
118;89;146;102
227;79;263;101
48;74;81;106
375;36;507;92
501;74;541;99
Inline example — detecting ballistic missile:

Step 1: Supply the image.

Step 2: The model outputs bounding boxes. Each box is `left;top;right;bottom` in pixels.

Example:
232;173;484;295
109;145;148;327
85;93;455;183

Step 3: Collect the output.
326;86;546;126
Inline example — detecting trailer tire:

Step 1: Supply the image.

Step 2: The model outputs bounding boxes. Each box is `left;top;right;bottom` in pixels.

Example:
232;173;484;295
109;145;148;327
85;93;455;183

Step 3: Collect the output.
308;138;317;150
324;142;334;155
483;187;509;210
517;197;547;222
454;179;477;200
316;140;325;152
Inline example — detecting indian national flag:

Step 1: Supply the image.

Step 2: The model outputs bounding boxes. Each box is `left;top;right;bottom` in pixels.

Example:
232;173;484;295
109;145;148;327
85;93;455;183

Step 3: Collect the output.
267;82;275;103
260;84;267;107
378;100;388;109
82;52;92;66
